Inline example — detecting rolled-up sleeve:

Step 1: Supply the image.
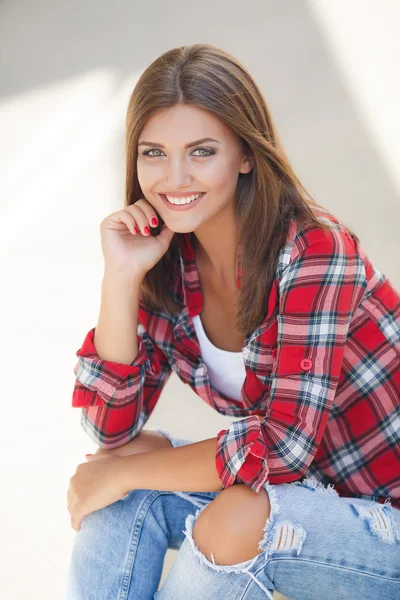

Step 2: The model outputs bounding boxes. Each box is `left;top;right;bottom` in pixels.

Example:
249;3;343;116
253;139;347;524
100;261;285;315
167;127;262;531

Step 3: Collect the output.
72;318;172;448
72;324;165;408
216;226;367;491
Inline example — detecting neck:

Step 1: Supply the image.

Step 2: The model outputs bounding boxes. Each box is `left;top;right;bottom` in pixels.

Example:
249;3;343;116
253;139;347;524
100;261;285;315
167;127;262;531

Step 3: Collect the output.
192;203;238;287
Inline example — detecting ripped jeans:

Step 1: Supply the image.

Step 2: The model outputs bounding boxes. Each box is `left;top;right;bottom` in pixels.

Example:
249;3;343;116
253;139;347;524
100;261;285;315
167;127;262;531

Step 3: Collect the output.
65;428;400;599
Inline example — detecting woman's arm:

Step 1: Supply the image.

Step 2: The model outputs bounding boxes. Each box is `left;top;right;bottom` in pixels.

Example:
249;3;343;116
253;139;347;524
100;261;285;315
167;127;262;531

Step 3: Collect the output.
71;269;173;449
121;437;224;493
93;268;143;364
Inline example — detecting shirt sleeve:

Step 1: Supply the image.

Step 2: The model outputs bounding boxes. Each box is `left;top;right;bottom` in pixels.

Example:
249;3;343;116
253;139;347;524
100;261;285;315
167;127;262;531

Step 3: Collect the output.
71;307;172;449
215;225;367;492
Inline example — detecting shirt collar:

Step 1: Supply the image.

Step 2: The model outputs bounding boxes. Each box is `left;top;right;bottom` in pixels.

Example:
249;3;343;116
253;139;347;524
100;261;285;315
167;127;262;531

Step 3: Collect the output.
179;232;243;317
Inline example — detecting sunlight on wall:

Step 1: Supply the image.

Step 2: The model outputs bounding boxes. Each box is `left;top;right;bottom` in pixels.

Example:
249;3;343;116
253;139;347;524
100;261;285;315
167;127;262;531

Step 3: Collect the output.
0;69;141;257
307;0;400;192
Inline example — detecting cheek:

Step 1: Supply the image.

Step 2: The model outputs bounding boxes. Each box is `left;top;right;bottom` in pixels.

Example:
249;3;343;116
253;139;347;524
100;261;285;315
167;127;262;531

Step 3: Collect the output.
136;162;150;188
136;157;161;181
201;160;238;189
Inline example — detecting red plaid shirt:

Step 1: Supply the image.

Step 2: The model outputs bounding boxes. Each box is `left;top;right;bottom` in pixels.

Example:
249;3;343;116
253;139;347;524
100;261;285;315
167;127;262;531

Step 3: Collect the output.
72;207;400;509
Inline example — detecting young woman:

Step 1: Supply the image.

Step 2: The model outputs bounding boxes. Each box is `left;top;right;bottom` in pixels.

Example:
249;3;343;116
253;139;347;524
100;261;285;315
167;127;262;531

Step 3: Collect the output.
66;44;400;599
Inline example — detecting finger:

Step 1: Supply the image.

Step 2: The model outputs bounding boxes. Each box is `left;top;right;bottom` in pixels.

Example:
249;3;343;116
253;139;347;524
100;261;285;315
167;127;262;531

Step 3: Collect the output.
71;517;81;532
101;210;137;236
120;210;138;236
157;223;175;245
132;199;160;228
127;199;160;231
85;453;107;461
124;206;151;236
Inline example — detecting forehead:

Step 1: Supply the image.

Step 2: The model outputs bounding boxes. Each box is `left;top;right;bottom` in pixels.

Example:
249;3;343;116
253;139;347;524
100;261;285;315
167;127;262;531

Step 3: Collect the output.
139;104;236;145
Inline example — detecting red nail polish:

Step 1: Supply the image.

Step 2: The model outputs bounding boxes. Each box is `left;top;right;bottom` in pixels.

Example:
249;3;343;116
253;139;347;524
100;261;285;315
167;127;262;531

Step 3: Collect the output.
133;226;139;234
85;454;93;457
144;226;150;235
151;217;158;226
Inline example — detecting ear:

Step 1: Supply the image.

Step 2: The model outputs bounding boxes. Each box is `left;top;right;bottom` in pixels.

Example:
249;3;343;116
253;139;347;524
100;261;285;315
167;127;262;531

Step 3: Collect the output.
239;154;254;175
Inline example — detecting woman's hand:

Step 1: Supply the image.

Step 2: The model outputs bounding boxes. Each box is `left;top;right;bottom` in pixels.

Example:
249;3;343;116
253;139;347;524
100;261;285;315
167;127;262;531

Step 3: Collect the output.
67;454;131;532
100;199;175;277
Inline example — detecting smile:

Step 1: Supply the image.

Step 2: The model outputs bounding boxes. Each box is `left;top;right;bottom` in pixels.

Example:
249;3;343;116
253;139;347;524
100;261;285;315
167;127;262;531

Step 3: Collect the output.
159;192;206;211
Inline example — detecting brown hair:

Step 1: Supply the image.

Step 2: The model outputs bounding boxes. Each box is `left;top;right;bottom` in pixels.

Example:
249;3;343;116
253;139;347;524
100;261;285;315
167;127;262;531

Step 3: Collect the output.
124;43;357;334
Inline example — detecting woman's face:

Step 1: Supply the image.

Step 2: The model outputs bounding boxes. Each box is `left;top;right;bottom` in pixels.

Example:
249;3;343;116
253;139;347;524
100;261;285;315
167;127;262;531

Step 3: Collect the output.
136;104;253;233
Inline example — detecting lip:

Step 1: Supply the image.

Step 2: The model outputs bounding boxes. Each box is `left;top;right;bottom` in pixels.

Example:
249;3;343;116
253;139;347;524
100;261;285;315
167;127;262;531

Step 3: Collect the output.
159;192;206;211
159;191;204;197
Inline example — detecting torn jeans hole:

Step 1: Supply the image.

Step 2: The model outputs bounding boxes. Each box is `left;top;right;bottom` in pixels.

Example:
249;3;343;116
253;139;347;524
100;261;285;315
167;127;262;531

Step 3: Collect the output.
351;499;400;545
265;521;307;556
181;482;306;600
293;475;400;546
258;483;306;557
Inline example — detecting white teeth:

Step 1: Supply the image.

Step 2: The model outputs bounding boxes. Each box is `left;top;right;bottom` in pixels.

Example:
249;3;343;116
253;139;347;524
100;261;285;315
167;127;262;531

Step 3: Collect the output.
165;192;203;205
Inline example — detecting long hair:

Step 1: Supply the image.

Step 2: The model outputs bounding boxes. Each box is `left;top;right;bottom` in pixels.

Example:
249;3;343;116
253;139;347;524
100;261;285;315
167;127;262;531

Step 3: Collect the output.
124;43;356;333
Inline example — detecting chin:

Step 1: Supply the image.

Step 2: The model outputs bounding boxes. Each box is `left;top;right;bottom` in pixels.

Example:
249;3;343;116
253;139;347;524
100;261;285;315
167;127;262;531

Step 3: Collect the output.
164;220;197;234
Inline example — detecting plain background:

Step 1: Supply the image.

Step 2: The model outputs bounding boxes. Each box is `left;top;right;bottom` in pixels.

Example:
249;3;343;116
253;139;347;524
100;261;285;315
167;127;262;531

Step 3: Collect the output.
1;1;399;598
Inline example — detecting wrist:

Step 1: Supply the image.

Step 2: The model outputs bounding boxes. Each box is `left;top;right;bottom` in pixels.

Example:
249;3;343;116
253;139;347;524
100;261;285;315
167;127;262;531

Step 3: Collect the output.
103;267;145;285
120;454;138;494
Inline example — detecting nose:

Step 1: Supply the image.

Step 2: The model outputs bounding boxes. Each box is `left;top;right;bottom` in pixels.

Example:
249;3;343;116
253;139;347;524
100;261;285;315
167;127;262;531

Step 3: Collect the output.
165;156;193;189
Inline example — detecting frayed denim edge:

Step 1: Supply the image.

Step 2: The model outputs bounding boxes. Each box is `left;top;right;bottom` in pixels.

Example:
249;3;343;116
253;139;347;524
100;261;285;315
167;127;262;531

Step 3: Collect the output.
259;482;307;557
258;481;281;552
350;498;400;545
182;503;275;599
182;503;262;574
290;474;339;497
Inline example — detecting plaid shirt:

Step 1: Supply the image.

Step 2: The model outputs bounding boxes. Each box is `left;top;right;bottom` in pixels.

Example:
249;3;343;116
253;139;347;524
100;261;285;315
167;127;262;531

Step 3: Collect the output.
72;207;400;509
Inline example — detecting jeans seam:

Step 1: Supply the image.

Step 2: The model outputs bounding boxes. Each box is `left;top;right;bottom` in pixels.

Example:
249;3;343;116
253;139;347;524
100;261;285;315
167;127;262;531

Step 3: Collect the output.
263;556;400;581
119;491;177;600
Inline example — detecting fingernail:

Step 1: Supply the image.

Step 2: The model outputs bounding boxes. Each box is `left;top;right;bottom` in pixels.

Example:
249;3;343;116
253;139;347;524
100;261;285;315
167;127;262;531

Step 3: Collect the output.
85;454;93;457
144;226;150;235
133;226;139;234
151;217;158;226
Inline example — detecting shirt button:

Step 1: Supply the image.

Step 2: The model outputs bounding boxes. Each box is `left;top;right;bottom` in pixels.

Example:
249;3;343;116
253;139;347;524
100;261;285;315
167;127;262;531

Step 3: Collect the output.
300;358;313;371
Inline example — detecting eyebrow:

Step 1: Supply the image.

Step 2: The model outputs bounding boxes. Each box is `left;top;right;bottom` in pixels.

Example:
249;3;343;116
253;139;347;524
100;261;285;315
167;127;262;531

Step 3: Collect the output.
137;137;221;149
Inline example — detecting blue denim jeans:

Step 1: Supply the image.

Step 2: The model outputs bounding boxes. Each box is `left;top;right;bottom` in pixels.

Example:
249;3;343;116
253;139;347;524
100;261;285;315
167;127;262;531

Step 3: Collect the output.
65;428;400;599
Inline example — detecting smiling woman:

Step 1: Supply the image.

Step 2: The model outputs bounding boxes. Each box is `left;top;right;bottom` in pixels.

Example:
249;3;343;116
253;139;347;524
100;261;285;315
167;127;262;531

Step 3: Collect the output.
125;49;333;333
135;104;255;245
66;43;400;600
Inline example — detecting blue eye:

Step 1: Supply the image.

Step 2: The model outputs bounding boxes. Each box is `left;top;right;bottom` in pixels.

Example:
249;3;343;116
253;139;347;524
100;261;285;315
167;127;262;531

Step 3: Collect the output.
192;148;214;157
141;147;215;157
142;148;163;157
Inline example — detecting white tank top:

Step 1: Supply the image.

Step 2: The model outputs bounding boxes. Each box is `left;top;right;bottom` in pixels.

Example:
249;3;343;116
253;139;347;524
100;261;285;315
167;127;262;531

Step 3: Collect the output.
192;314;246;401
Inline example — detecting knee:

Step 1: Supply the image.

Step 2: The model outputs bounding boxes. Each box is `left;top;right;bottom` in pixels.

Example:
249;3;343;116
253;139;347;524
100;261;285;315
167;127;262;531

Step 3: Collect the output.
192;483;271;566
